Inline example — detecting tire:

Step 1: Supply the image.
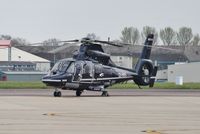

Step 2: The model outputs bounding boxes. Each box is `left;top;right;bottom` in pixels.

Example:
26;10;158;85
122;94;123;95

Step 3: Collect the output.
76;91;82;96
54;91;58;97
101;91;109;97
54;91;62;97
57;91;62;97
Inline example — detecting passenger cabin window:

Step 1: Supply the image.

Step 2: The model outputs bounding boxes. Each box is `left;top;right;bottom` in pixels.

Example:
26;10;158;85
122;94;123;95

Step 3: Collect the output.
82;63;93;78
94;64;102;78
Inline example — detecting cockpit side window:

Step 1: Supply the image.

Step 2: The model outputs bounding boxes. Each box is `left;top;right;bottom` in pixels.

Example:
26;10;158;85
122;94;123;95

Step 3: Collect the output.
59;61;70;72
60;61;69;72
73;61;83;81
67;62;75;73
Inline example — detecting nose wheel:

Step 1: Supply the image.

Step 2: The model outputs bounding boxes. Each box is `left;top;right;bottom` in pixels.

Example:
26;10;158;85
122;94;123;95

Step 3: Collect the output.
101;91;109;96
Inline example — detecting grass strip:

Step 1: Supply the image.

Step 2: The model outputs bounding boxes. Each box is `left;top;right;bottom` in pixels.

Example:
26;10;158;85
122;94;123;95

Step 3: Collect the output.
0;81;48;89
109;82;200;89
0;81;200;89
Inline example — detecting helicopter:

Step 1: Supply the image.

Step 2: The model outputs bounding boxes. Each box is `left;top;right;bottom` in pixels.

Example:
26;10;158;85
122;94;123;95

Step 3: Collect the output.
42;34;158;97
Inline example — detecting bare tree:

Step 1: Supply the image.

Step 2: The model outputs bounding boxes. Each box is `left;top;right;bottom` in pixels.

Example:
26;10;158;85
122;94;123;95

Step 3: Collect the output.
120;27;140;45
0;35;12;40
191;34;200;46
130;27;140;45
120;27;131;43
177;27;193;46
160;27;176;46
86;33;100;40
42;38;60;46
11;37;29;46
141;26;158;45
0;34;29;46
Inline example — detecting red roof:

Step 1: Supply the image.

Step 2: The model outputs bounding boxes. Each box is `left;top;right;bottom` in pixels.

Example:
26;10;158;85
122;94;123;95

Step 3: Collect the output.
0;40;11;48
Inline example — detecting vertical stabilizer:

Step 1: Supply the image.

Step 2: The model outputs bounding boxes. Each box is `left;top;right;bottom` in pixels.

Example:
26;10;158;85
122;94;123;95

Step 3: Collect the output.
140;34;154;59
134;34;157;87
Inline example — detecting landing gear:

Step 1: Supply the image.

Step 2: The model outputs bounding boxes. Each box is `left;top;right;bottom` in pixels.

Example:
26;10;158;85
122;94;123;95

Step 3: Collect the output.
54;91;62;97
101;91;109;96
76;90;82;96
54;89;62;97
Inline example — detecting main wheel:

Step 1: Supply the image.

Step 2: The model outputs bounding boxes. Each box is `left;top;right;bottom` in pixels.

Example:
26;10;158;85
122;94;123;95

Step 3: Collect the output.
76;90;82;97
54;91;62;97
57;91;62;97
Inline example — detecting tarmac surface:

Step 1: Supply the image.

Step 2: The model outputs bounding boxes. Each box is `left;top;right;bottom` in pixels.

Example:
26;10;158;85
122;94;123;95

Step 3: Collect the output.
0;89;200;134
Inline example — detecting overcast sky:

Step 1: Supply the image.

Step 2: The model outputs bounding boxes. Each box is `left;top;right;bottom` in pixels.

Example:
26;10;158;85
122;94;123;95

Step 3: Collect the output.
0;0;199;42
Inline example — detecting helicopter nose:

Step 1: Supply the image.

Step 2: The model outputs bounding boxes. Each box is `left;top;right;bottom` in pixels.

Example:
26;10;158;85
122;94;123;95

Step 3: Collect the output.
42;75;50;79
41;75;50;83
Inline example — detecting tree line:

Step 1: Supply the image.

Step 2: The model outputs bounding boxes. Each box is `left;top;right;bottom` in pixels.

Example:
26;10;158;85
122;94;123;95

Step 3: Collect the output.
0;35;29;46
1;26;199;46
120;26;200;46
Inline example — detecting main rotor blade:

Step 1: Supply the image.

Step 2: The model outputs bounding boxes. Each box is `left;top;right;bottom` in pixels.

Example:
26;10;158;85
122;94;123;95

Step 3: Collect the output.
60;39;80;43
22;40;80;46
94;39;179;51
135;44;181;52
93;40;123;47
113;41;180;52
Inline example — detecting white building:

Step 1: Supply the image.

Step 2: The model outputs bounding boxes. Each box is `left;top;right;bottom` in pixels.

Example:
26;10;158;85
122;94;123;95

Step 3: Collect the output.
0;47;50;72
110;55;133;69
156;69;168;81
168;62;200;83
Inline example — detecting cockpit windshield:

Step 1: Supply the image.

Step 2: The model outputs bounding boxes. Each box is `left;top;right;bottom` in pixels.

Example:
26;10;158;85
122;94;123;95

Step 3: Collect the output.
51;60;72;73
51;62;60;72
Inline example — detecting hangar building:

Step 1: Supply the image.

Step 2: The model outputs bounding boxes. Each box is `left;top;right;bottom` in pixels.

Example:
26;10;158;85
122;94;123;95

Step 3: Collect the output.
168;62;200;83
0;40;50;81
0;47;50;72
